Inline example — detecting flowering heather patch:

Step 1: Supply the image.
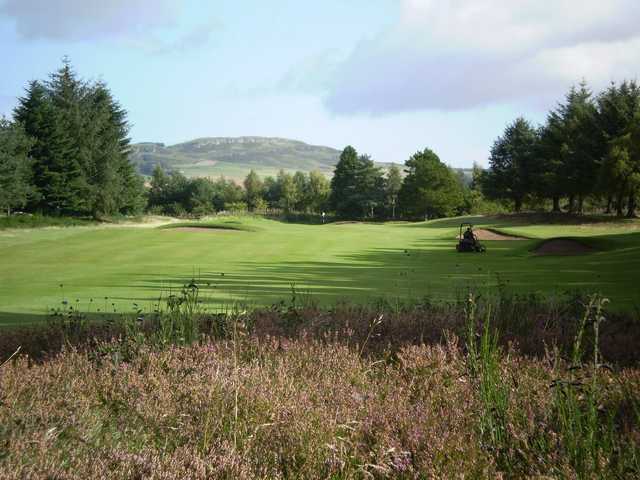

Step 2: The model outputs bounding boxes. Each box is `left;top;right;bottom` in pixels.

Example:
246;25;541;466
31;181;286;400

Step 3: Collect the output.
1;331;639;478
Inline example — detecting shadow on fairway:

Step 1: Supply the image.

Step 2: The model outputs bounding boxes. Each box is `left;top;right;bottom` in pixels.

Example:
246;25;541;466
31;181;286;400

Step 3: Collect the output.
112;230;640;311
2;231;638;326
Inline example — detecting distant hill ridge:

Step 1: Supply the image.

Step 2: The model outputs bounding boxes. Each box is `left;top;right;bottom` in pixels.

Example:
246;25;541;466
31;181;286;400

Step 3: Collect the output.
129;136;470;183
129;136;343;180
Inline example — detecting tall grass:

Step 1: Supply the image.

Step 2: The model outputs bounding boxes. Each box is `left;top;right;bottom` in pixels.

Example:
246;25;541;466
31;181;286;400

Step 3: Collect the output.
549;295;639;477
465;295;512;472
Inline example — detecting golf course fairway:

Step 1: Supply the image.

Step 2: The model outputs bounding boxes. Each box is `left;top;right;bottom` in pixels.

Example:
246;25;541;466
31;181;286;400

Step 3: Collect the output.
1;215;639;324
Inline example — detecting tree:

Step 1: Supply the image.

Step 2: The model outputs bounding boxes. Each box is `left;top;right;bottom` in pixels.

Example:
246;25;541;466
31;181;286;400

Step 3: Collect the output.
596;81;640;217
545;83;601;213
358;155;385;218
536;121;566;212
330;146;361;217
0;119;35;215
277;170;299;212
243;170;263;211
385;164;402;219
212;176;244;211
87;82;144;216
398;148;463;219
14;79;76;214
330;146;384;218
262;176;280;207
13;60;144;216
292;171;308;211
601;114;640;217
149;165;170;207
306;170;330;213
188;178;216;215
482;117;539;212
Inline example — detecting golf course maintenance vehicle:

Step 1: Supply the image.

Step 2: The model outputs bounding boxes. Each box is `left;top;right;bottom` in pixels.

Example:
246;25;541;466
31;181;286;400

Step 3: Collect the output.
456;223;486;253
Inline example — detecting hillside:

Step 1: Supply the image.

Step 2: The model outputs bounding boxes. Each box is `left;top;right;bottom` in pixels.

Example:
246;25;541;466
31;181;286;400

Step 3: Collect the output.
129;137;343;180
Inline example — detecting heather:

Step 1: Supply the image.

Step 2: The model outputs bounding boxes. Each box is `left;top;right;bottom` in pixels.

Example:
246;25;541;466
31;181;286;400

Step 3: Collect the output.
1;294;639;478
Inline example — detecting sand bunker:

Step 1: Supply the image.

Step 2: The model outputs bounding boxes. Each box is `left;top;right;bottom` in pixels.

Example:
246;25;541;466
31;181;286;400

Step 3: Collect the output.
167;227;241;233
471;229;526;241
533;238;594;256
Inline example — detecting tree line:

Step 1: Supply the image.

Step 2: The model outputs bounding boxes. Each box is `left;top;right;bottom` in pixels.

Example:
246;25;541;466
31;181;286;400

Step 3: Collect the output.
4;61;634;221
146;166;332;216
481;81;640;217
146;144;490;220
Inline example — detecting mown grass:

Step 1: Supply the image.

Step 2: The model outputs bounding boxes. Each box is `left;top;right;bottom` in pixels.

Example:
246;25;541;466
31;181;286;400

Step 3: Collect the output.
0;292;638;478
1;214;639;325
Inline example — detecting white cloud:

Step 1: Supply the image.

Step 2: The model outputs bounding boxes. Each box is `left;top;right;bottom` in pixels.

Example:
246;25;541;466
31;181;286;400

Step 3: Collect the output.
0;0;177;41
325;0;640;114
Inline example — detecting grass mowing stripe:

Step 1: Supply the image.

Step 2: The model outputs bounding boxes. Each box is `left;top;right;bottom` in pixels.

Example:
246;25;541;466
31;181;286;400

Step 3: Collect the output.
0;215;639;324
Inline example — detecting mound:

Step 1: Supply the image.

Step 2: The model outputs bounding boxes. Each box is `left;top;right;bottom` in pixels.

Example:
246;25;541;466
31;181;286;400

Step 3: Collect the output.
534;238;594;256
472;229;526;241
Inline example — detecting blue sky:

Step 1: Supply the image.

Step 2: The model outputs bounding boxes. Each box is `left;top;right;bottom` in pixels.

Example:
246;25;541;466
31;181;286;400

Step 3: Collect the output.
2;0;639;167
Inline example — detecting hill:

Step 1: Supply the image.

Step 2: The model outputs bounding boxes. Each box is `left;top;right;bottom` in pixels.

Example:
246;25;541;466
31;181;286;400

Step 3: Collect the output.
129;137;343;180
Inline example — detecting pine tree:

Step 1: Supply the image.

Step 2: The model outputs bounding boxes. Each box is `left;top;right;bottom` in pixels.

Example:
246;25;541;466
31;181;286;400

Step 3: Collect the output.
548;83;601;213
0;119;36;215
596;81;640;217
45;59;92;214
330;146;384;218
483;117;539;212
13;60;144;216
330;146;361;217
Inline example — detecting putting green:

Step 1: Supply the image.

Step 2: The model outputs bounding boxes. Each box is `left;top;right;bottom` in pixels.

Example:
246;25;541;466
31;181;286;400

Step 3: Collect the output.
1;215;639;324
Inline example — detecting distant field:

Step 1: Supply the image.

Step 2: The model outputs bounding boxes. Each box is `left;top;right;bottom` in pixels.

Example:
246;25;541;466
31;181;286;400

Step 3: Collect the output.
129;137;341;180
1;215;639;324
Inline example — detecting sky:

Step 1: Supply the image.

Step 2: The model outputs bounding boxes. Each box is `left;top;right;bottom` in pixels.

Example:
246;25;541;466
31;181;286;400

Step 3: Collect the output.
1;0;639;167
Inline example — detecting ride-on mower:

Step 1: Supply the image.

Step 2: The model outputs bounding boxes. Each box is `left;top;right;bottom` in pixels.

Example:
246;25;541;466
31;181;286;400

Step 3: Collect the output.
456;223;486;253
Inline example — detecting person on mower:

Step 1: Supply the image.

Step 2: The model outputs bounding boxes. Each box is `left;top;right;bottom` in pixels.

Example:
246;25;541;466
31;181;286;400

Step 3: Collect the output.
463;226;475;246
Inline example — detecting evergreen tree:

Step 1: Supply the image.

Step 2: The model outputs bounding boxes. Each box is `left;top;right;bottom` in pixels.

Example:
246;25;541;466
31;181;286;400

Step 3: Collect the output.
330;146;361;217
0;119;36;215
482;117;539;212
358;154;385;218
13;60;144;216
398;148;463;219
546;83;601;213
15;80;74;213
601;114;640;217
596;81;640;216
330;146;384;218
88;82;143;216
